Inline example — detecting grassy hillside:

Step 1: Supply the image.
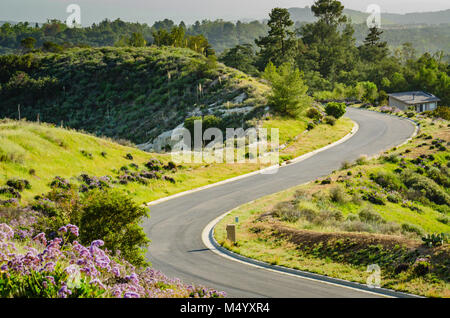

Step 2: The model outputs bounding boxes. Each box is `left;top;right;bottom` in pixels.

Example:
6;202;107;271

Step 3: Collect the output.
0;112;354;205
0;46;268;144
216;113;450;297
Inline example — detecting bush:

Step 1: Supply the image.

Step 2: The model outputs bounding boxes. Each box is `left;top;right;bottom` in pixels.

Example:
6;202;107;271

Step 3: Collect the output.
307;122;316;131
433;106;450;120
401;170;450;205
358;207;384;224
329;186;346;204
306;107;322;120
6;179;31;191
356;155;368;165
324;115;336;126
401;223;423;236
372;171;402;191
325;102;346;119
79;189;150;266
361;191;385;205
413;258;431;276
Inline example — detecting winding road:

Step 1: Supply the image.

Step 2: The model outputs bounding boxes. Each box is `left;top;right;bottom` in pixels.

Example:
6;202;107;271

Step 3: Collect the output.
143;108;417;298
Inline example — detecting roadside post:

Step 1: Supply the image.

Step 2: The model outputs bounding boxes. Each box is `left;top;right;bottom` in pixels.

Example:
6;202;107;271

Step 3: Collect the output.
226;224;236;243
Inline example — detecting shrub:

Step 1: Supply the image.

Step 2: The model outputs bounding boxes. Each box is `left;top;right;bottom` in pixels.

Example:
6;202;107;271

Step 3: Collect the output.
324;115;336;126
342;220;373;233
280;210;302;223
372;171;402;191
346;213;359;221
358;207;384;224
6;179;31;191
325;102;346;119
125;153;134;160
300;208;318;222
413;258;431;276
341;161;351;170
401;170;450;205
307;122;316;131
306;107;322;120
79;189;150;266
329;186;346;204
433;106;450;120
401;223;423;236
361;191;385;205
356;155;368;165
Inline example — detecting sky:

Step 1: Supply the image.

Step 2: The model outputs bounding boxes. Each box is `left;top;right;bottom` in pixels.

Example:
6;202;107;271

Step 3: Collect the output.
0;0;449;25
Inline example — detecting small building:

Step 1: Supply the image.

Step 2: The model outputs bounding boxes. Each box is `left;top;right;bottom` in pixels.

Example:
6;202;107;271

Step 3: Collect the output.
388;91;440;112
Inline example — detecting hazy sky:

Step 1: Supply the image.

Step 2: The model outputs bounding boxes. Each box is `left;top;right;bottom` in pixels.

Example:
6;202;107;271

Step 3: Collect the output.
1;0;449;25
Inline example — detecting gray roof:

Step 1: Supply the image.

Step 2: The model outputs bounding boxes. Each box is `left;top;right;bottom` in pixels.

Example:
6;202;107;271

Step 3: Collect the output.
388;91;440;105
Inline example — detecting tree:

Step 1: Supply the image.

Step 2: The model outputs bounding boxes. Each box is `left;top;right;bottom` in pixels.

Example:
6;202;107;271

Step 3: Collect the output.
20;37;36;52
298;0;357;80
128;32;146;47
219;44;258;76
255;8;298;69
263;62;313;117
360;26;388;61
311;0;347;26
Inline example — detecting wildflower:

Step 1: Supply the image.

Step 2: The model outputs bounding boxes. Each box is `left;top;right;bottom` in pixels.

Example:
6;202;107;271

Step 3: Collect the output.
124;291;140;298
66;224;79;237
58;226;68;234
0;224;14;241
58;283;72;298
33;233;47;246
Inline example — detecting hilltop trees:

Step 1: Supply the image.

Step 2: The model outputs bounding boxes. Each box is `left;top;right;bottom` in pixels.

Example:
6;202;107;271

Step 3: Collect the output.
255;8;298;69
219;44;258;76
298;0;357;81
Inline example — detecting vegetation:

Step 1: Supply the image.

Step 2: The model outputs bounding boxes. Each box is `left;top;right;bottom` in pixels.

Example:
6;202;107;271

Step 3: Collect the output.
0;46;268;144
263;62;313;117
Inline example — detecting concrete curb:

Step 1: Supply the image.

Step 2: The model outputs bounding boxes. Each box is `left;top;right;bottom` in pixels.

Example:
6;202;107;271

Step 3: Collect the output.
147;118;359;206
201;211;421;299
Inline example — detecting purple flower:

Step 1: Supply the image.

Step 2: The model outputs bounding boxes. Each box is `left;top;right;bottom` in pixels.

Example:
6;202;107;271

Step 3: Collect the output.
91;240;104;248
58;226;68;234
58;284;72;298
124;292;140;298
0;224;14;241
66;224;79;237
33;233;47;246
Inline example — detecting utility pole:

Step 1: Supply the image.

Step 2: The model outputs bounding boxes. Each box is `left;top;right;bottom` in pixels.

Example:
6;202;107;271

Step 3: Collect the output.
18;104;21;120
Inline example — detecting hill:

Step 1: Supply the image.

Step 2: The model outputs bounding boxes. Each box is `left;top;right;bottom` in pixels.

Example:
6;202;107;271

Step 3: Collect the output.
0;46;268;145
288;7;450;25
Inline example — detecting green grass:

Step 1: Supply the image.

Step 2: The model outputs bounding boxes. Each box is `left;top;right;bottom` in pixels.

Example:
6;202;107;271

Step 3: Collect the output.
0;114;354;204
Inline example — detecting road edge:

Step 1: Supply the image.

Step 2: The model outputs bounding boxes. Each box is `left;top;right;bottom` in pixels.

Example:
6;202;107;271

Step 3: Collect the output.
201;208;421;299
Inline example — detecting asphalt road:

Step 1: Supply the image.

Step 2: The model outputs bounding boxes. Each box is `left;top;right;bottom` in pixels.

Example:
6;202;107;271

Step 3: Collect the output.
143;108;417;298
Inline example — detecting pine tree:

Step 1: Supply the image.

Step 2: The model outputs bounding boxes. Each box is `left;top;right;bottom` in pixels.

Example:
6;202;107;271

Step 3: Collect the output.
255;8;298;70
360;26;388;61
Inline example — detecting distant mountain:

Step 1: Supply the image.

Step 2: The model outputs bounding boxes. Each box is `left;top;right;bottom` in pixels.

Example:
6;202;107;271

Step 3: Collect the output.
288;7;450;25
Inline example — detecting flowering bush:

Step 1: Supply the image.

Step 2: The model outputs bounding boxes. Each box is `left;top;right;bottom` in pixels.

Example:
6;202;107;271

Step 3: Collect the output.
0;223;225;298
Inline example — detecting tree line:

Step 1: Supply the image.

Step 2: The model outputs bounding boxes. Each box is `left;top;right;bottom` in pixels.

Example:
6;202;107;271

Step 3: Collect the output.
220;0;449;113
